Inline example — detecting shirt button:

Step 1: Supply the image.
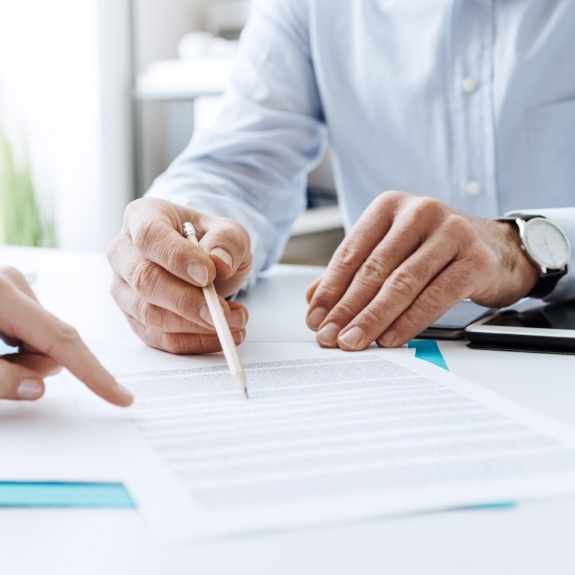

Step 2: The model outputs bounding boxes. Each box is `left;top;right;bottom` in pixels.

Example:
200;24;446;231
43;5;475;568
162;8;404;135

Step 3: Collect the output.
466;179;482;196
461;76;479;94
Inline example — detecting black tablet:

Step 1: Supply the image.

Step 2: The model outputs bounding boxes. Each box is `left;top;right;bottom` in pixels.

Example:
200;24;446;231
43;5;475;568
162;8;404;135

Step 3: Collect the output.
417;300;494;340
464;299;575;351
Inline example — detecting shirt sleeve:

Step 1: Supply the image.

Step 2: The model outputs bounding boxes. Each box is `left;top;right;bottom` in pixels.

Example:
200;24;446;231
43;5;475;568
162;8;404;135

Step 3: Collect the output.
146;0;325;288
505;208;575;301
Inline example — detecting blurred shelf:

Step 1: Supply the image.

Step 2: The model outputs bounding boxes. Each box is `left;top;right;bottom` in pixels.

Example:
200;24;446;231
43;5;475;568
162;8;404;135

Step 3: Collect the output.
281;206;344;266
134;58;232;101
291;205;343;236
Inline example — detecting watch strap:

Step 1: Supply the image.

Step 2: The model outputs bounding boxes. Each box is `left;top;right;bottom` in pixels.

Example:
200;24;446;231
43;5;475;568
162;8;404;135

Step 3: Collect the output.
526;269;566;298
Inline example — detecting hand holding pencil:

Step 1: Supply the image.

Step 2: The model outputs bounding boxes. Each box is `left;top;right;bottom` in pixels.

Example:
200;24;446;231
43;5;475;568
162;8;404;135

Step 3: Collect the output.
107;198;253;365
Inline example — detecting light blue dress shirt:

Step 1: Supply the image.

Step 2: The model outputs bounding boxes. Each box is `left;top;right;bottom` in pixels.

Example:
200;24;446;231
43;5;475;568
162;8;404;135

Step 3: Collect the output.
148;0;575;299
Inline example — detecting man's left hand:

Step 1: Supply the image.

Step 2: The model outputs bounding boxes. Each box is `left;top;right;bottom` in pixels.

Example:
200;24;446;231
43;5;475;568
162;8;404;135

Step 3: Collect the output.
305;191;539;350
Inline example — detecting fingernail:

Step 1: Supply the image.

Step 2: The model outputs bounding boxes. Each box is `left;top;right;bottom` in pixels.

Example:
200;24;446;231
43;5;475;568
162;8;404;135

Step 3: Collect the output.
199;304;214;327
316;322;341;347
211;247;233;269
232;331;245;345
378;329;397;347
16;379;43;400
338;326;364;350
307;307;327;330
229;308;246;330
187;263;209;286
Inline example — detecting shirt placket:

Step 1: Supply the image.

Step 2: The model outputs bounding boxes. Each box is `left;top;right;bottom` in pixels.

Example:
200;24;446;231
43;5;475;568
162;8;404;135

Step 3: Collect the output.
447;0;499;217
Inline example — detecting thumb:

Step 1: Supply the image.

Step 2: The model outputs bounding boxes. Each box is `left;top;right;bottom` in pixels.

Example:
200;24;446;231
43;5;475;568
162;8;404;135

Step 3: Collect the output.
0;359;45;401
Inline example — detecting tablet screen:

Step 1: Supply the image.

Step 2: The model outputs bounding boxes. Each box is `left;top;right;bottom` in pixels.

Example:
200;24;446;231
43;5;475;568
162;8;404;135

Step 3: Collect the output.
481;300;575;330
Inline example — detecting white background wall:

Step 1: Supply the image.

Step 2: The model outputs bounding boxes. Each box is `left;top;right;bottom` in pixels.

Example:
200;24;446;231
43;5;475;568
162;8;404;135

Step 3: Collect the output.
0;0;135;251
0;0;212;251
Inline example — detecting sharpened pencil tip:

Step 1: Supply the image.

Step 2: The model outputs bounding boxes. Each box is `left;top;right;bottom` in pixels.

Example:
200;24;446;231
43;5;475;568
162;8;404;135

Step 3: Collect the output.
234;371;249;400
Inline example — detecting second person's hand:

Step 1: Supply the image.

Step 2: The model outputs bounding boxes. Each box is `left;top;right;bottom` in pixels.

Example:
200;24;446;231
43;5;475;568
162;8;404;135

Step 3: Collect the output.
107;197;252;354
0;266;132;406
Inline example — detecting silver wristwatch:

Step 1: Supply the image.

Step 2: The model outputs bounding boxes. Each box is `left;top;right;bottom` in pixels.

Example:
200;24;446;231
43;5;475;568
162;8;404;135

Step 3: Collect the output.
497;215;571;298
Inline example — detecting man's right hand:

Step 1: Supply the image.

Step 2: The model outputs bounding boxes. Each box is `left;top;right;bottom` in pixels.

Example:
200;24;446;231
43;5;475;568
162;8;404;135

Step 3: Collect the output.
107;198;252;354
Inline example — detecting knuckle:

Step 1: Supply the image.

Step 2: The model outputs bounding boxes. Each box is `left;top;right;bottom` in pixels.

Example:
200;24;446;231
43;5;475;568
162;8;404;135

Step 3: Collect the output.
417;195;443;214
444;212;468;232
395;314;420;337
332;299;359;320
423;282;453;307
385;268;421;300
130;259;158;296
131;220;159;251
358;257;389;287
407;196;446;228
172;286;193;317
160;240;184;273
442;214;475;243
136;299;161;328
402;304;434;333
158;332;205;355
46;321;81;356
390;301;433;342
374;189;402;209
206;217;251;252
55;322;81;344
158;333;185;354
310;281;340;309
360;305;386;331
333;243;361;269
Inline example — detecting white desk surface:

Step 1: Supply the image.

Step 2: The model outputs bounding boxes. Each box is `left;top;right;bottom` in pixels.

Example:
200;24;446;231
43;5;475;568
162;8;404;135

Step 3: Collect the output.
1;246;575;574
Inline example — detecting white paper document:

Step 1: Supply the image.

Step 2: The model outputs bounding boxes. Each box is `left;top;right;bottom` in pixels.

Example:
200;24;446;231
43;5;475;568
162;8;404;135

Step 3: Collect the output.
74;341;575;541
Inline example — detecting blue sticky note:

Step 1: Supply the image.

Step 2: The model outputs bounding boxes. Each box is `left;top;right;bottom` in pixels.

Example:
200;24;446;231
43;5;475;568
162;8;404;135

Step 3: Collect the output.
0;481;136;508
408;340;449;371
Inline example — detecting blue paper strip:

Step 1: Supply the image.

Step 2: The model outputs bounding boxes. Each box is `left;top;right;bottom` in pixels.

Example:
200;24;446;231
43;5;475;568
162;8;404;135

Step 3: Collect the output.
0;481;136;508
466;502;516;510
408;340;449;371
0;341;18;355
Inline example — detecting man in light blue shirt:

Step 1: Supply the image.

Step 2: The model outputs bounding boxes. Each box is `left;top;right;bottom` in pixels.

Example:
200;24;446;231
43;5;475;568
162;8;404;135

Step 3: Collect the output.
108;0;575;354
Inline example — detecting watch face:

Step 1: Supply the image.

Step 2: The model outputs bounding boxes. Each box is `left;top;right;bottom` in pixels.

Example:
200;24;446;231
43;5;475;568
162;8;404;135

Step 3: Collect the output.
524;218;571;270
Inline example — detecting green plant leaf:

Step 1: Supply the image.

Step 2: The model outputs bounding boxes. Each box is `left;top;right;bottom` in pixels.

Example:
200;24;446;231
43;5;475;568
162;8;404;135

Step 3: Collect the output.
0;124;56;247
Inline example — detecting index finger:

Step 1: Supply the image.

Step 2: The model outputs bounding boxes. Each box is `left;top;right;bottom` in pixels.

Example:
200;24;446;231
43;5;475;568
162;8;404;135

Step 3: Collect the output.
1;292;132;407
306;197;394;329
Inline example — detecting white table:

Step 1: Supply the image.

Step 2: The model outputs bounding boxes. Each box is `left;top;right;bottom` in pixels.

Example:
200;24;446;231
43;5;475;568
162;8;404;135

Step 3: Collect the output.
2;246;575;575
